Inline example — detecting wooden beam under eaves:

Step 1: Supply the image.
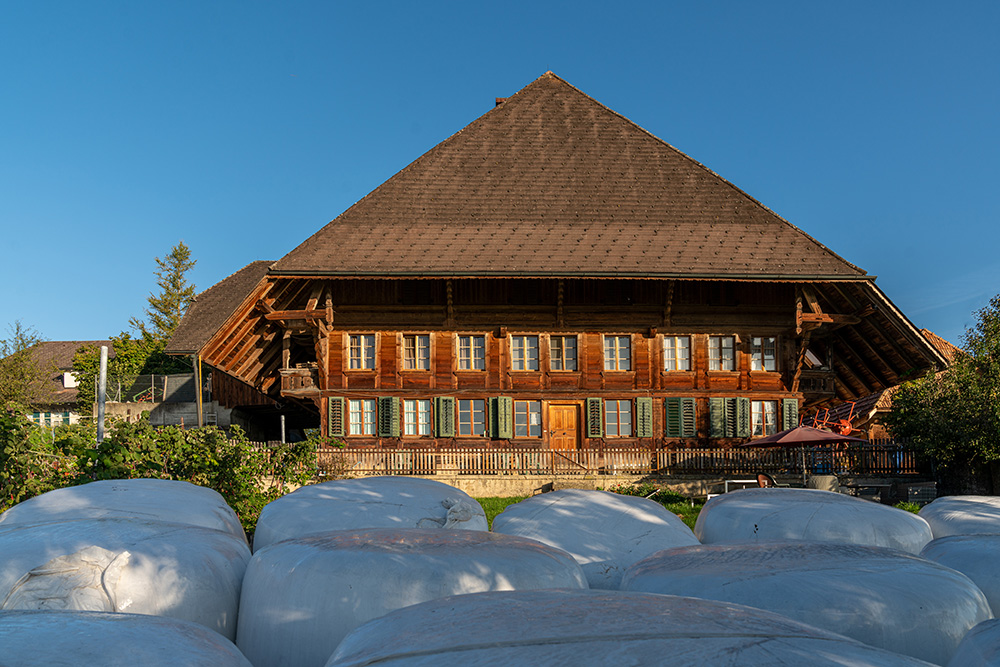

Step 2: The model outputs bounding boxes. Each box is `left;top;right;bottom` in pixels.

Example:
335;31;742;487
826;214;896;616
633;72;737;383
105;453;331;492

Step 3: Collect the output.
265;309;328;322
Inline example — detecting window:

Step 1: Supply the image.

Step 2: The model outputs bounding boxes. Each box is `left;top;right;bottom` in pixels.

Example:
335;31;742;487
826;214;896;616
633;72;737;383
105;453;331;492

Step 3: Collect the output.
604;335;631;371
348;398;375;435
550;335;577;371
752;400;778;436
349;334;376;370
403;399;432;436
708;336;735;371
511;335;539;371
514;400;541;437
663;336;691;371
457;335;486;370
403;334;430;370
605;400;632;437
457;399;487;436
752;337;777;371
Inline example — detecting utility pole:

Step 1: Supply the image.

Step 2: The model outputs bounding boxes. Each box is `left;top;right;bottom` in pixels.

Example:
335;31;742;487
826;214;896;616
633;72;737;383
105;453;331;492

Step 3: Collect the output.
97;346;108;443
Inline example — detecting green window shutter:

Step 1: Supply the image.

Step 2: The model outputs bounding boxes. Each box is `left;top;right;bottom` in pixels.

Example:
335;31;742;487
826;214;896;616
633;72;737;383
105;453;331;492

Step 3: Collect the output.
736;397;752;438
586;397;604;438
783;398;799;431
491;396;513;439
680;398;697;438
435;397;455;437
378;397;400;437
328;397;345;438
664;397;682;438
709;398;726;438
636;397;654;438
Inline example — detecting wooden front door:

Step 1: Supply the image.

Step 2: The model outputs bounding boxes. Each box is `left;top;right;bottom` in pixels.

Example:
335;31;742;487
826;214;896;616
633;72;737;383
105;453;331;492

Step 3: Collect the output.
548;404;580;451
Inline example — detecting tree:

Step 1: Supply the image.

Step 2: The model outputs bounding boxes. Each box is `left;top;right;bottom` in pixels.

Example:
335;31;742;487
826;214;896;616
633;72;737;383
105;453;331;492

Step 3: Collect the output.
129;240;197;343
886;295;1000;494
0;321;53;408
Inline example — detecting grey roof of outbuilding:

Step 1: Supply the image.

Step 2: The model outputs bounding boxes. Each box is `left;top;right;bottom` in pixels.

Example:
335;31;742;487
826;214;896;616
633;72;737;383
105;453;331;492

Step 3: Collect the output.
273;72;866;280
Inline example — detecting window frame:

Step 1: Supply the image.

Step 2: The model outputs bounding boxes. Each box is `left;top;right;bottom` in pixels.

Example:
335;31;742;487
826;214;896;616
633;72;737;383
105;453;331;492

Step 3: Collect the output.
603;335;632;371
456;334;487;371
347;333;377;371
510;334;540;372
663;335;691;372
457;398;488;436
549;335;578;372
402;334;431;371
751;399;778;437
708;335;736;372
751;336;778;372
348;398;376;436
513;399;542;438
604;399;633;438
403;398;432;436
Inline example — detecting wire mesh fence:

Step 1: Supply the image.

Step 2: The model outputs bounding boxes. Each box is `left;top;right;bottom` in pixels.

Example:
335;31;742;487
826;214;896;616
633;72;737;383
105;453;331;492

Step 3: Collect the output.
98;373;199;403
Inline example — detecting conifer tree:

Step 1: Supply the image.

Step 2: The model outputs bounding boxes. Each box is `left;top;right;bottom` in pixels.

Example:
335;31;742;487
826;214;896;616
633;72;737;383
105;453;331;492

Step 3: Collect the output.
130;241;197;342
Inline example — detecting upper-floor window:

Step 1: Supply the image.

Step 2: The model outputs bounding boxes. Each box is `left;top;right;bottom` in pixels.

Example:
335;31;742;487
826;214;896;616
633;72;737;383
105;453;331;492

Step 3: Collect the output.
511;335;539;371
604;335;631;371
348;398;375;435
349;334;376;370
605;399;632;437
550;335;577;371
403;334;430;370
752;400;778;436
403;398;432;436
457;398;487;436
514;400;541;437
663;336;691;371
457;335;486;371
751;337;777;371
708;335;735;371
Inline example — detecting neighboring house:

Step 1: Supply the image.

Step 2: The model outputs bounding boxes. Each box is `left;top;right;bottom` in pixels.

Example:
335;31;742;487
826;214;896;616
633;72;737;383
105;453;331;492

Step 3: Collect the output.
167;72;947;447
24;340;112;426
803;330;960;439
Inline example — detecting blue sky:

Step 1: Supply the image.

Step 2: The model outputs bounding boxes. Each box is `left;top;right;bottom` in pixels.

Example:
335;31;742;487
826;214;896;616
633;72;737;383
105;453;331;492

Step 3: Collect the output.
3;2;998;347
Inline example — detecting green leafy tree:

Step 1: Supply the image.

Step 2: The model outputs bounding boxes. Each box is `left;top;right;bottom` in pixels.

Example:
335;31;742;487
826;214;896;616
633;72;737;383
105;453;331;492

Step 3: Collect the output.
886;295;1000;494
0;321;53;408
130;241;197;342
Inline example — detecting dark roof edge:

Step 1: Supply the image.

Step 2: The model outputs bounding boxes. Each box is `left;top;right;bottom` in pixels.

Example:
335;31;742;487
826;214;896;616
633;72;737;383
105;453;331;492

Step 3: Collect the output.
864;282;950;368
268;270;876;282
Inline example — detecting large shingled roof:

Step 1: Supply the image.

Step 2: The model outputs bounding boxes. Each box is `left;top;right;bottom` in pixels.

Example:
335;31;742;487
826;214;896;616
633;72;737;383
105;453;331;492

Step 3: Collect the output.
274;72;865;280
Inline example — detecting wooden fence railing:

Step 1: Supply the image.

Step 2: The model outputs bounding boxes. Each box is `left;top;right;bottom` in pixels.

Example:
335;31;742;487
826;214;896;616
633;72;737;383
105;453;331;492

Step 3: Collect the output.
313;443;924;478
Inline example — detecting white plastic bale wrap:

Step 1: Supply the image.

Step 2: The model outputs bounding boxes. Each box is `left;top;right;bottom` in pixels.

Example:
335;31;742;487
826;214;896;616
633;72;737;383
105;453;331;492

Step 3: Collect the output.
327;590;937;666
0;518;249;640
620;541;992;665
949;619;1000;667
252;476;488;551
695;487;933;553
922;535;1000;615
920;495;1000;538
236;528;588;667
491;489;699;589
0;478;246;543
0;610;252;666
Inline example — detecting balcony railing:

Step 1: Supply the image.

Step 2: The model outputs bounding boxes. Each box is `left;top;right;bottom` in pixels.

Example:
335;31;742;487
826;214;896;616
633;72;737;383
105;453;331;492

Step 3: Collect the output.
279;366;319;396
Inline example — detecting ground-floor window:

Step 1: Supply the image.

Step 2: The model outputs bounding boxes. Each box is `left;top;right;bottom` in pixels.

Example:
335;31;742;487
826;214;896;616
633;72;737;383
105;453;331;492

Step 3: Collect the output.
349;398;376;435
752;400;778;436
403;398;432;436
605;399;632;437
457;398;487;436
513;400;541;437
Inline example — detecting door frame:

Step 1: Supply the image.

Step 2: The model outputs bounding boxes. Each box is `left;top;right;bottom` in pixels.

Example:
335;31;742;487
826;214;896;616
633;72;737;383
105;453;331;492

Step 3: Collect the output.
545;401;582;450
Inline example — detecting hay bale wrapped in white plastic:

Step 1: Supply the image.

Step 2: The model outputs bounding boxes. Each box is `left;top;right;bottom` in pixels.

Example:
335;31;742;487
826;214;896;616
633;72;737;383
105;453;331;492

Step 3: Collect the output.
237;528;587;667
327;589;937;666
948;619;1000;667
0;518;249;640
922;535;1000;615
695;487;932;553
920;495;1000;538
492;489;699;589
620;541;991;665
0;610;252;666
252;476;487;551
0;478;245;542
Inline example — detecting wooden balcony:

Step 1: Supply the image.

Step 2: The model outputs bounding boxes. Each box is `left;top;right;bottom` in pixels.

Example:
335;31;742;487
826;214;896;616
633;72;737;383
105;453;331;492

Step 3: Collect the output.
799;369;836;398
280;365;319;397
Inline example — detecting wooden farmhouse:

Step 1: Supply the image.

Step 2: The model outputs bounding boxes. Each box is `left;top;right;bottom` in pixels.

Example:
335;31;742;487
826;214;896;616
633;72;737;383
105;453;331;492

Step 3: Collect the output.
167;72;948;449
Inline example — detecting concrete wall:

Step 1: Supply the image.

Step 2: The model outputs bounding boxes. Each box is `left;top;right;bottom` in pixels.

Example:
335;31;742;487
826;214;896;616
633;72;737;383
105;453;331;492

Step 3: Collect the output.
101;401;233;428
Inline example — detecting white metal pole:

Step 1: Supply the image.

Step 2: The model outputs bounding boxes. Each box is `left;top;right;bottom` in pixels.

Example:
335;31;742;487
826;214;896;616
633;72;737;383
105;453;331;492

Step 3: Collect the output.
97;346;108;443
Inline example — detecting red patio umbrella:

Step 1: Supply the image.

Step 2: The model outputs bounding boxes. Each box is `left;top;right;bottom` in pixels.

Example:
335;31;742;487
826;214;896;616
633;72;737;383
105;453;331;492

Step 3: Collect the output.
737;426;867;485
